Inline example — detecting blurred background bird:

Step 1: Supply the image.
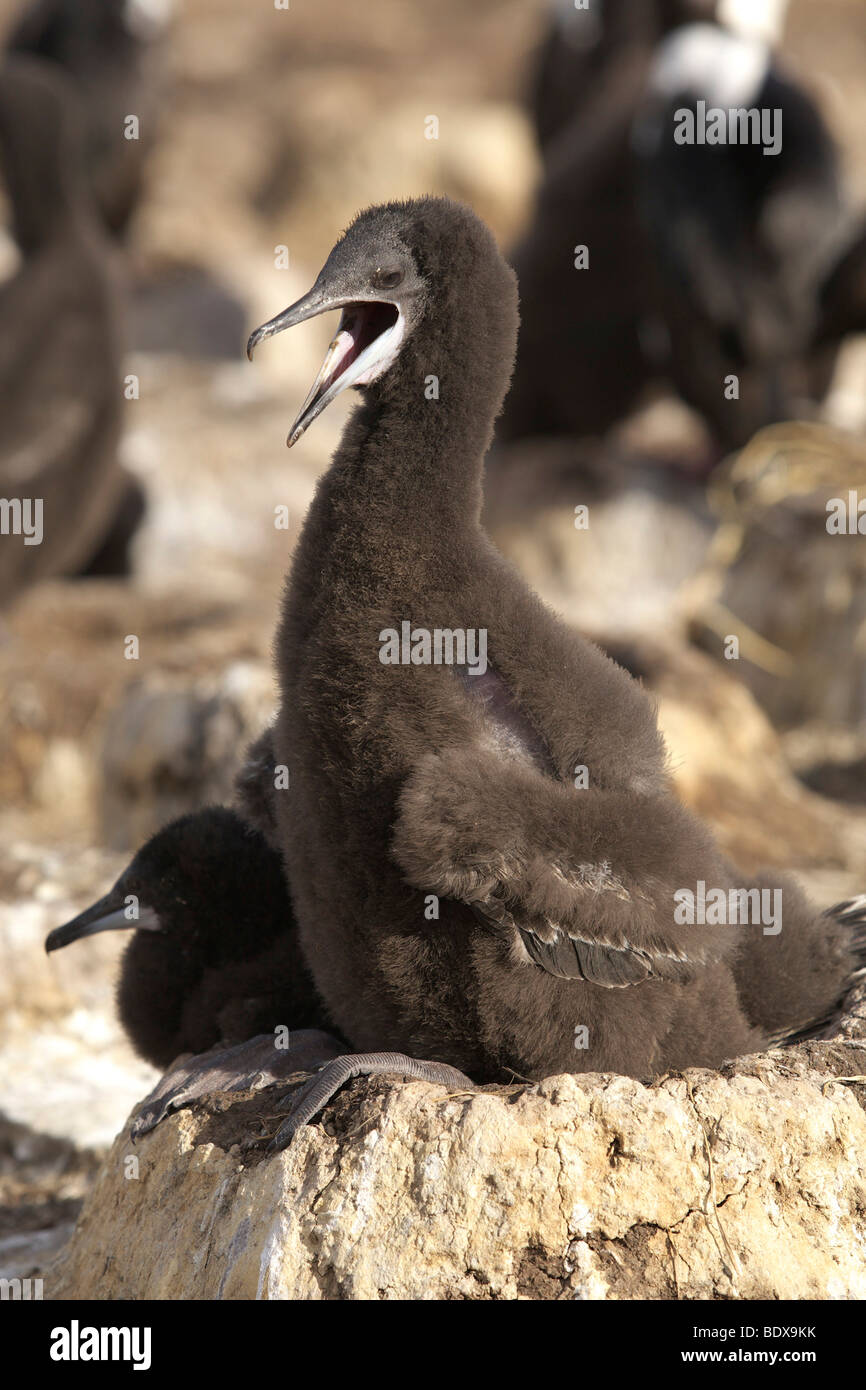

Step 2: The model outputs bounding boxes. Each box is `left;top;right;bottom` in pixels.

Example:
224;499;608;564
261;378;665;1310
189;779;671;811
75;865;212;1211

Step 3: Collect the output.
498;1;866;456
5;0;171;238
0;0;863;1284
0;56;139;604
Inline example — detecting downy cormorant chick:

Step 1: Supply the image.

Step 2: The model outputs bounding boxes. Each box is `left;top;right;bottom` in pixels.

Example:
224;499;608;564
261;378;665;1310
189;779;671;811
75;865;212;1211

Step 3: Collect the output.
244;197;866;1145
6;0;169;237
46;806;327;1070
0;57;141;601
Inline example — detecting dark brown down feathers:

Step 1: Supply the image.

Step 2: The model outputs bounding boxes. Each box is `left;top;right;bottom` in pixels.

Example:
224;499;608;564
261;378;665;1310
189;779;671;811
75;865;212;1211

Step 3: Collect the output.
46;808;328;1070
239;196;864;1086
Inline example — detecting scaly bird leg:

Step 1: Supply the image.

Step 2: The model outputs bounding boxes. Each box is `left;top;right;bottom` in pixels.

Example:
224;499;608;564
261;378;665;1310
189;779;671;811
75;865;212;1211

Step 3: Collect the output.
269;1052;475;1150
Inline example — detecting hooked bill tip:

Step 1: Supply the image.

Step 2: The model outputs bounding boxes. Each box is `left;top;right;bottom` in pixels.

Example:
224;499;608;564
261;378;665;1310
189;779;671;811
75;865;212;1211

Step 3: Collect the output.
246;320;274;361
45;921;83;953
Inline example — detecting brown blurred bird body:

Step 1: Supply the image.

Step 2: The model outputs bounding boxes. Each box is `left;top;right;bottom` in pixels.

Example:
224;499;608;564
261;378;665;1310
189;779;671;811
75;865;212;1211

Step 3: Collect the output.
7;0;168;237
0;57;135;604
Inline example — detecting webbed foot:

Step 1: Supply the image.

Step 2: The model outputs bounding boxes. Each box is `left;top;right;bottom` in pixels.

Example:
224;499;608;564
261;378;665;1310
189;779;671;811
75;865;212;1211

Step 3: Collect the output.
130;1029;345;1139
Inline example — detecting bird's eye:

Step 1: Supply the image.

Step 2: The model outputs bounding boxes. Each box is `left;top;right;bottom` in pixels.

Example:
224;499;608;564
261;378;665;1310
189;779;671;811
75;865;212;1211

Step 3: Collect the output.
372;268;403;290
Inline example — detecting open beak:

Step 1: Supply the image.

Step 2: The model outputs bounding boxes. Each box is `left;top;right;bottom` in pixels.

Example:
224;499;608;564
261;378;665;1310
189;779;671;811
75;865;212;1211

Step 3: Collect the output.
247;284;403;446
46;893;162;953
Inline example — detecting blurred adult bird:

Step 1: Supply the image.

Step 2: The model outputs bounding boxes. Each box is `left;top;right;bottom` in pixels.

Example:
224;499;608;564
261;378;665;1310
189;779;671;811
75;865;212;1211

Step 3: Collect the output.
500;17;866;455
6;0;170;237
633;23;866;447
0;57;141;604
528;0;720;155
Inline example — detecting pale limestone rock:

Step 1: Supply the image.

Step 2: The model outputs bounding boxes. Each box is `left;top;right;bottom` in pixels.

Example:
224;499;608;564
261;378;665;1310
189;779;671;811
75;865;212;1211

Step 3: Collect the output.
48;1001;866;1301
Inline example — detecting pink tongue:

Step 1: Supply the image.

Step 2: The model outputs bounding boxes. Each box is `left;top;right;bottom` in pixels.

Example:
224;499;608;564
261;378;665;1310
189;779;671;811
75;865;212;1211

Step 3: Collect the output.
323;328;359;391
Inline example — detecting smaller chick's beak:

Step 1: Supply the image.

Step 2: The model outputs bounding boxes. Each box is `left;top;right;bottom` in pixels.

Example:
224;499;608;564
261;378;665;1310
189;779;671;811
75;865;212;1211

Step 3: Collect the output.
247;283;403;446
46;893;162;952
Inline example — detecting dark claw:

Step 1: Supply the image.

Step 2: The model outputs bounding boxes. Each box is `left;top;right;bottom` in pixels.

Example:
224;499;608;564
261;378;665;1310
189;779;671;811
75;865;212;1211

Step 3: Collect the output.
268;1051;475;1150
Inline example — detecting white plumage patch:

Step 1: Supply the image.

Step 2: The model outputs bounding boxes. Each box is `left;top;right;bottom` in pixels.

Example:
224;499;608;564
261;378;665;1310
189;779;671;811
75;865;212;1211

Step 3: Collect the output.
124;0;174;41
649;23;770;110
717;0;789;46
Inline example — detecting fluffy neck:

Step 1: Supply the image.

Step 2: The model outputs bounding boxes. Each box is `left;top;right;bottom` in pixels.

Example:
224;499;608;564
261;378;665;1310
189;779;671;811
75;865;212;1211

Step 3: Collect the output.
304;275;517;588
